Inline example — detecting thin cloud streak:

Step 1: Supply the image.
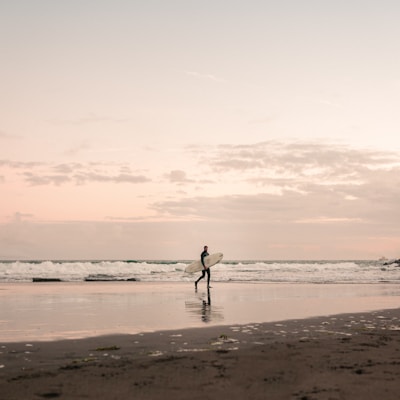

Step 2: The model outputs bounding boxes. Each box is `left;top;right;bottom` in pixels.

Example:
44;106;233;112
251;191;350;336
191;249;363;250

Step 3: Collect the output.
184;70;226;83
49;113;130;126
1;160;151;186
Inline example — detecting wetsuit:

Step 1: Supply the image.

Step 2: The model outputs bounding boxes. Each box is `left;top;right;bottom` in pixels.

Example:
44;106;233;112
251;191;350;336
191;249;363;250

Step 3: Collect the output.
195;249;210;287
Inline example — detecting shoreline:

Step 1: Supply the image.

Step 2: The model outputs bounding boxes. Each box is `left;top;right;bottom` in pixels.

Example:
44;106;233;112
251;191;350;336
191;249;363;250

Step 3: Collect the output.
2;307;400;399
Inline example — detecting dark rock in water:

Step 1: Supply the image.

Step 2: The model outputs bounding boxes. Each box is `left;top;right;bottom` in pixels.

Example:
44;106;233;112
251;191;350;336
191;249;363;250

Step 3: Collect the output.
84;277;138;282
84;278;118;281
33;278;62;282
383;259;400;266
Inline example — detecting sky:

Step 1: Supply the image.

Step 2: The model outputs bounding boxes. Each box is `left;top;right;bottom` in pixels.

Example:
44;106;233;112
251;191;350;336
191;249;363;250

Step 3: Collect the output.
1;1;400;260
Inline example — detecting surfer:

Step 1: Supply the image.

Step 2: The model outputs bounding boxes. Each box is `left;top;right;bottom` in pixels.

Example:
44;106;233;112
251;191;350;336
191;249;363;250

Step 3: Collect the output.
195;245;211;290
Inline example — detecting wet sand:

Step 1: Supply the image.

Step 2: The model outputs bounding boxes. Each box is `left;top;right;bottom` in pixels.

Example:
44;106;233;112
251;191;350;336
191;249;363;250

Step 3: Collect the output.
1;282;400;399
2;308;400;399
1;282;400;341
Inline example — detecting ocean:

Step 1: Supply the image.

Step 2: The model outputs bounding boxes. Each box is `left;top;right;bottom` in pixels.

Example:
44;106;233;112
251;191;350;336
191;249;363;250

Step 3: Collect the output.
0;259;398;284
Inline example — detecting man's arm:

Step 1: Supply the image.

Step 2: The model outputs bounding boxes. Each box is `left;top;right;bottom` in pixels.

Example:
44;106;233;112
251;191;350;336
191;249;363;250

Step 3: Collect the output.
201;252;207;269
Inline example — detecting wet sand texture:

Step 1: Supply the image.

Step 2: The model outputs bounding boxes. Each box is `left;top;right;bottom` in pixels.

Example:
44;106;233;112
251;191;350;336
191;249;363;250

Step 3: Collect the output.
2;308;400;399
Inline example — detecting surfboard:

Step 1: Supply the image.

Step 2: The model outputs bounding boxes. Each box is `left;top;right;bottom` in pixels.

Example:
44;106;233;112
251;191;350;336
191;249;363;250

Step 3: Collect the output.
185;252;224;273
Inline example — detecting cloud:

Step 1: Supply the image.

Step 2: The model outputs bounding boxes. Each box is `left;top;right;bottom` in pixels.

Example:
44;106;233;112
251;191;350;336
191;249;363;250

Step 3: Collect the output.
294;217;363;224
151;181;400;227
49;113;129;126
23;172;71;186
248;115;277;125
105;215;162;222
23;171;150;186
2;139;400;260
1;160;151;186
53;163;85;174
164;170;194;184
63;141;92;157
317;99;343;108
152;141;400;229
0;130;21;140
184;70;226;83
0;160;44;169
74;172;150;185
199;141;400;187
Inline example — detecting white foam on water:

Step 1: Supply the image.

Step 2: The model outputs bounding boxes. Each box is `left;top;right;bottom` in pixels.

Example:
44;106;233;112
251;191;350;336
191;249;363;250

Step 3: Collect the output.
1;259;399;284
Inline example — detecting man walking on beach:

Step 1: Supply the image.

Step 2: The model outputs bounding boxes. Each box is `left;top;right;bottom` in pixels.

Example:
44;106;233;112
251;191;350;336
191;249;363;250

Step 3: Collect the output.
195;245;211;290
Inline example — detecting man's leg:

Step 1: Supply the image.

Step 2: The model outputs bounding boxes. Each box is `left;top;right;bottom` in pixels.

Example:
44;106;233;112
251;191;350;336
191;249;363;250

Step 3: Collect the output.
195;270;206;289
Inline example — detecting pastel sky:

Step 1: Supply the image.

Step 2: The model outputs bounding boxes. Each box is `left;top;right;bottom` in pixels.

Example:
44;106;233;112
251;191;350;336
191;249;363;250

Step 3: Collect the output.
1;1;400;260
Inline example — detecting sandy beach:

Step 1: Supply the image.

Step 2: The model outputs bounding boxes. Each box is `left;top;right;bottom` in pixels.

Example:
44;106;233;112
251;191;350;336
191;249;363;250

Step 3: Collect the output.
1;282;400;399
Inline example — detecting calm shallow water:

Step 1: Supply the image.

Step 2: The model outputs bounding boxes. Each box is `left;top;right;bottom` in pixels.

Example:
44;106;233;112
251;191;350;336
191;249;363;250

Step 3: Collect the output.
1;282;400;342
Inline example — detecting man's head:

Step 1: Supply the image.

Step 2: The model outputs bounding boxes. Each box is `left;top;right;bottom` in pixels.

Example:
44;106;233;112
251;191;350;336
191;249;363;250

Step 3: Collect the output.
204;245;208;250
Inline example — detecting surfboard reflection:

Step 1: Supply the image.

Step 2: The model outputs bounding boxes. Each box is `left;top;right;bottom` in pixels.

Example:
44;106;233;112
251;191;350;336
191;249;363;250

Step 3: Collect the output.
185;288;224;324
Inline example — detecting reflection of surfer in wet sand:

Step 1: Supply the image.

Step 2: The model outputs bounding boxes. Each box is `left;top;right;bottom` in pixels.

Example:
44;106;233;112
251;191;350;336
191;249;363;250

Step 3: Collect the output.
201;288;211;322
184;287;223;324
195;245;211;290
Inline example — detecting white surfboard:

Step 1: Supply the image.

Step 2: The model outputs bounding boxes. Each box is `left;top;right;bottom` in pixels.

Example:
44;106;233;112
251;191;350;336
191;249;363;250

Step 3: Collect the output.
185;252;224;273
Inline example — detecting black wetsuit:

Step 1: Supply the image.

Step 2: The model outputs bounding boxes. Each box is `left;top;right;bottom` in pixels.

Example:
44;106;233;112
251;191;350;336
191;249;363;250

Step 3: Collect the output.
195;249;210;286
